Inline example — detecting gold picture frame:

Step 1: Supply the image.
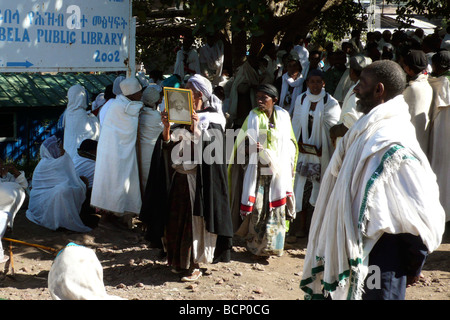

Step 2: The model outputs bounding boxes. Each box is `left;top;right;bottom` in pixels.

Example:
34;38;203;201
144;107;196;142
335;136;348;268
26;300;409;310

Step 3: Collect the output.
164;87;193;125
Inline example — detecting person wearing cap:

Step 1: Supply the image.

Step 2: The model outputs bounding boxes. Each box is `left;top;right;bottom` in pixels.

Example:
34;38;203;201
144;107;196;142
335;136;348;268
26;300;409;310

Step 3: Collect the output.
136;86;163;196
91;77;144;229
228;83;298;258
428;49;450;222
140;74;232;281
402;49;433;153
330;54;372;147
289;69;341;239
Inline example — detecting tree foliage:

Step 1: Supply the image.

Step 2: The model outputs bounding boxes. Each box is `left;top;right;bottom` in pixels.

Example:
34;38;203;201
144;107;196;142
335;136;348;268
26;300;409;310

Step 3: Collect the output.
133;0;447;73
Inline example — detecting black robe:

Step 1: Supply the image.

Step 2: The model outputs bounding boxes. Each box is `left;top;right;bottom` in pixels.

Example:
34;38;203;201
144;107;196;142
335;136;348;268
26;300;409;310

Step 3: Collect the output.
139;112;233;262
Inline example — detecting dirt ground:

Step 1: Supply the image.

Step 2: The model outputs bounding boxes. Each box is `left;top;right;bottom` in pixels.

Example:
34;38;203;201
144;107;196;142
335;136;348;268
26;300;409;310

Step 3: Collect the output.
1;208;449;301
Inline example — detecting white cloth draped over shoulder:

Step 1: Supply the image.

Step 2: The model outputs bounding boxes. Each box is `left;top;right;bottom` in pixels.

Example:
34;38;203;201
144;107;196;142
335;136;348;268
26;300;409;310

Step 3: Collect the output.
300;95;445;300
199;40;224;85
91;95;143;216
26;138;90;233
280;72;304;114
230;106;298;217
73;153;95;188
137;106;163;195
428;74;450;221
173;48;201;81
0;171;28;229
63;85;100;159
291;88;341;211
228;61;260;121
0;210;9;262
403;73;433;153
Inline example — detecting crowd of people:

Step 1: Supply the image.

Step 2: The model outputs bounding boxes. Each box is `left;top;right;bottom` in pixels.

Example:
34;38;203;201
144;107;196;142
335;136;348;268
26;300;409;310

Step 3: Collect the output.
0;25;449;300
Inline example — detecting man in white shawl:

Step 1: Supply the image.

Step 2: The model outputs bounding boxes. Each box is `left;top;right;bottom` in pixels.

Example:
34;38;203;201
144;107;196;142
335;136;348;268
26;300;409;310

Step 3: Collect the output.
228;84;298;257
300;60;445;300
26;135;91;233
63;85;100;160
199;34;224;86
428;50;450;222
0;159;28;230
402;49;433;153
290;69;340;238
137;85;163;196
91;78;143;228
173;35;201;82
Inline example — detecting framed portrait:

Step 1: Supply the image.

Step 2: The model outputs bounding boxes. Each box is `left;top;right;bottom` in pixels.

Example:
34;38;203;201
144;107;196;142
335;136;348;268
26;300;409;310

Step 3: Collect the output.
164;87;193;125
298;142;320;156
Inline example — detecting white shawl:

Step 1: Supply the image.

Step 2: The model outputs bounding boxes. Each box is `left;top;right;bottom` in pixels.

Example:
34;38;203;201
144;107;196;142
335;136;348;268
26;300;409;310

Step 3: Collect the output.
0;171;28;229
279;72;304;113
199;41;224;85
63;85;100;159
137;106;163;195
233;107;297;216
26;145;90;233
291;89;341;209
228;61;260;121
173;48;201;81
428;74;450;221
91;95;143;215
301;95;445;300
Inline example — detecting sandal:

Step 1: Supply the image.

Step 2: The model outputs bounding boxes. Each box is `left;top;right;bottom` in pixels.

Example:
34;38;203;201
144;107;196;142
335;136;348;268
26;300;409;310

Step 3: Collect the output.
181;269;202;282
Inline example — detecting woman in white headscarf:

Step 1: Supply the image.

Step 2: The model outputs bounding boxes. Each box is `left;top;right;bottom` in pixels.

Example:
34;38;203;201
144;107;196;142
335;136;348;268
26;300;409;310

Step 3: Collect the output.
137;85;163;196
63;84;100;160
26;135;91;233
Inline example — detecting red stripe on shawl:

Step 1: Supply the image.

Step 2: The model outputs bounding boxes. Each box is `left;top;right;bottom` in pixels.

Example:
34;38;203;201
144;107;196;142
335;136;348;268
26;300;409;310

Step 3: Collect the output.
248;196;256;203
240;204;253;212
269;197;287;209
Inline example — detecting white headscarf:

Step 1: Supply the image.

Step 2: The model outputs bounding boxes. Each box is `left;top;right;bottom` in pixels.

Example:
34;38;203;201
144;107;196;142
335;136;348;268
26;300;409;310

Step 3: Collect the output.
187;74;226;130
48;243;124;300
63;85;100;159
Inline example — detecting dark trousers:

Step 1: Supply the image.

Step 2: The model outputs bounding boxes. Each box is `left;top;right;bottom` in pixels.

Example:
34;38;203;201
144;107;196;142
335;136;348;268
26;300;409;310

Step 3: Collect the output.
362;233;428;300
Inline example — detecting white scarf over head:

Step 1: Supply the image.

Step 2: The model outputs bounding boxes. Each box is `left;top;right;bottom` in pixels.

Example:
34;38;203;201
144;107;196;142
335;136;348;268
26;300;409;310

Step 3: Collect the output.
301;95;445;300
188;74;226;131
63;84;100;159
26;137;90;233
